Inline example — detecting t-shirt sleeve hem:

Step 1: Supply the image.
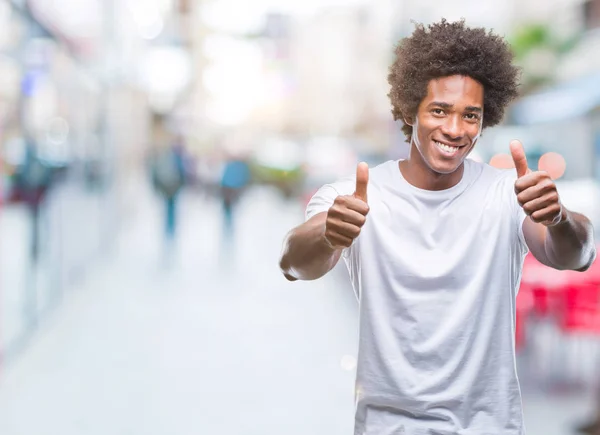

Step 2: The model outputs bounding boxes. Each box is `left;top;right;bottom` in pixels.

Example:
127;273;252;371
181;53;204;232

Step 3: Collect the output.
517;211;530;255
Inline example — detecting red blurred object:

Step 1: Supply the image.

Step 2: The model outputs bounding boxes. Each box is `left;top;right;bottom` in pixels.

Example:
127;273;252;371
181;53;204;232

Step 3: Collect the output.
516;248;600;348
561;282;600;333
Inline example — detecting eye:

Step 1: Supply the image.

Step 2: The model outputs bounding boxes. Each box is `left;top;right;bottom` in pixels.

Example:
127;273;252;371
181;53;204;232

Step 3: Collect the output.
431;108;445;116
464;113;480;121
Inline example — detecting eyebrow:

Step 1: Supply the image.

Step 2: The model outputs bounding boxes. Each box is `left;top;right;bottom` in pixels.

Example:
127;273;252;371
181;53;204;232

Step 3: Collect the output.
429;102;483;113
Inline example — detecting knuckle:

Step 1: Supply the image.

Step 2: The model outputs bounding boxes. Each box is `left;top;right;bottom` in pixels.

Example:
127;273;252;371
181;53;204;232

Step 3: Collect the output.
531;210;548;223
522;203;534;215
536;171;549;180
530;214;543;223
542;179;555;190
325;213;335;226
329;204;343;217
514;179;526;192
334;195;347;206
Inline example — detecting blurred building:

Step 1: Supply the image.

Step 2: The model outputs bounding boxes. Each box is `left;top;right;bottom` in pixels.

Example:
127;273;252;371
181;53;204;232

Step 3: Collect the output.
0;0;193;361
506;0;600;181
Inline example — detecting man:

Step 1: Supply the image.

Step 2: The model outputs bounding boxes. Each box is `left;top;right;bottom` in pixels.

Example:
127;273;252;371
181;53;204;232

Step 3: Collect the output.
279;19;596;435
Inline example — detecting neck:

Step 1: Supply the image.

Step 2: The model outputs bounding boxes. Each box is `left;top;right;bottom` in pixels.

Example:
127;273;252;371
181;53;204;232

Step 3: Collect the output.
399;142;465;191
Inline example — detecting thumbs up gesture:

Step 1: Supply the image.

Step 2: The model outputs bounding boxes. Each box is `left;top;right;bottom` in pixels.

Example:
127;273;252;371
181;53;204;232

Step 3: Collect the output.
324;162;370;249
510;140;565;227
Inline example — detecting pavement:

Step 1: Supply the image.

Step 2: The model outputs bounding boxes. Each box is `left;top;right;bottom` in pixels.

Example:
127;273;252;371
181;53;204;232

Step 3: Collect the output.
0;183;597;435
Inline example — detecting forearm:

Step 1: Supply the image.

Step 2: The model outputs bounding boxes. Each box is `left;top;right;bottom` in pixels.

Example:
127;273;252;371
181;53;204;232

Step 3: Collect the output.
279;213;342;281
545;209;597;271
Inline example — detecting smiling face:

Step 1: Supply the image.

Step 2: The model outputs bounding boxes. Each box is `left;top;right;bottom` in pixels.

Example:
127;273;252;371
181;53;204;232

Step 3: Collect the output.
407;75;484;177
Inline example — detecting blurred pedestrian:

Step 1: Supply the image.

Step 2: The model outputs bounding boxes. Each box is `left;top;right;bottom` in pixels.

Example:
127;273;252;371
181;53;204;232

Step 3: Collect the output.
279;19;597;435
151;137;187;242
13;141;53;262
220;156;250;232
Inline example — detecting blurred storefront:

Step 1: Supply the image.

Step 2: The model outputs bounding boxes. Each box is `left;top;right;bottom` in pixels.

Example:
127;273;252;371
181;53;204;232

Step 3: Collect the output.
0;0;161;362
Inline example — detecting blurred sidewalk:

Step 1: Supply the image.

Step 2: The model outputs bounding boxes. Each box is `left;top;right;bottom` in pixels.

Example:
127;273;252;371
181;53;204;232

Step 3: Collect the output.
0;183;359;435
1;182;110;357
0;182;595;435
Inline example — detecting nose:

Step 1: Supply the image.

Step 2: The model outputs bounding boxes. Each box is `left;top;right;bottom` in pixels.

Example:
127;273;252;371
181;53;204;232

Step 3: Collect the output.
440;115;465;141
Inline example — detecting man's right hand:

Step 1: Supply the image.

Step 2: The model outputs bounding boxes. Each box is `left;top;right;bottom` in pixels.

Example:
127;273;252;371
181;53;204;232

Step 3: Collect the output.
324;162;370;249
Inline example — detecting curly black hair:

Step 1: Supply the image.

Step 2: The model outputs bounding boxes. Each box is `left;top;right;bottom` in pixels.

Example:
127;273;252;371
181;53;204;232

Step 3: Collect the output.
388;19;520;142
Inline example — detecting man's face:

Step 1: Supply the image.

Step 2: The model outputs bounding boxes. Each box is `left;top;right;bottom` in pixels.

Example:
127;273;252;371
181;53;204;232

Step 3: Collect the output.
409;75;484;174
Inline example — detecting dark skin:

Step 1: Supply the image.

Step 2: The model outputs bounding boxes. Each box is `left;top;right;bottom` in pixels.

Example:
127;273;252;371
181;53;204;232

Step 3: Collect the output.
280;163;369;281
512;140;596;271
279;75;595;281
400;75;484;191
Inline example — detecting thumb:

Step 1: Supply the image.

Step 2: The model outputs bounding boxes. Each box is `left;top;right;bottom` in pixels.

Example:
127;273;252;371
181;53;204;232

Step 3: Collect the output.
354;162;369;202
510;140;529;178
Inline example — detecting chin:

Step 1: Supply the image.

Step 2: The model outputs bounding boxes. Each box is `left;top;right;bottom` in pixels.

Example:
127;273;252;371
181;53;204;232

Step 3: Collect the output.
427;158;464;175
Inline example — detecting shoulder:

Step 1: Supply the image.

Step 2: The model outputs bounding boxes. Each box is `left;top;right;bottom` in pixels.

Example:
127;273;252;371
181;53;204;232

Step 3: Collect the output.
464;160;523;218
319;159;397;193
465;158;517;186
366;159;399;185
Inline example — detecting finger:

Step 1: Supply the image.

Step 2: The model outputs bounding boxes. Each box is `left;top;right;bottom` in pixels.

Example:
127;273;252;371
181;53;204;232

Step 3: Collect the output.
340;209;368;227
354;162;369;202
331;196;369;217
521;192;560;216
514;171;552;194
329;220;362;239
343;197;370;216
516;178;556;204
510;140;529;178
324;232;353;249
530;204;563;225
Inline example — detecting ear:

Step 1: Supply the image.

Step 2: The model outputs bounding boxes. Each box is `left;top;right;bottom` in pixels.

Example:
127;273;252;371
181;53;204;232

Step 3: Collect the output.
403;114;414;126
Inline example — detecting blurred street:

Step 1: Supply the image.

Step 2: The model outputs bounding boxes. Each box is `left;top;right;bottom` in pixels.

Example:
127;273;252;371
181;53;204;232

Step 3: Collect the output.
0;182;596;435
0;0;600;434
0;183;362;435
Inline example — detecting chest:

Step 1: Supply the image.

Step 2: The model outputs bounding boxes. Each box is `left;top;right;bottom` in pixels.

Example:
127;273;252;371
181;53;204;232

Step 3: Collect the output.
357;187;514;286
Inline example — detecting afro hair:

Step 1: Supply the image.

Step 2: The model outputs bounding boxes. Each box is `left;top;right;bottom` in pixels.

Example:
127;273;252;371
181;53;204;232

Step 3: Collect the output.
388;19;520;142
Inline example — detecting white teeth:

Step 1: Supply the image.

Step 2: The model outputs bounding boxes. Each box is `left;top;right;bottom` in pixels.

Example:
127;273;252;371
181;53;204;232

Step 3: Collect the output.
435;141;459;153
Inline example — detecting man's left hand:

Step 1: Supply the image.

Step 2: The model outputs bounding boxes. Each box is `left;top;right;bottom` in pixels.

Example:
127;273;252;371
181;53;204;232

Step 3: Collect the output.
510;140;565;227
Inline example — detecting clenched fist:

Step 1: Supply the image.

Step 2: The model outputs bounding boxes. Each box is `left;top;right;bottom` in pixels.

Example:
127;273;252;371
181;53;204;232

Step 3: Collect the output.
510;140;565;227
324;162;370;249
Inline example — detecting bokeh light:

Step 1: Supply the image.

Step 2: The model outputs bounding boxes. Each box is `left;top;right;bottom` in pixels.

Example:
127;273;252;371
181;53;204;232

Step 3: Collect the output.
489;153;515;169
538;151;567;180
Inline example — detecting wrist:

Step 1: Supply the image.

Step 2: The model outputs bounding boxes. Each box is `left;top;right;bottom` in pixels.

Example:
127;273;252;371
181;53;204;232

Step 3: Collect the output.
320;231;337;252
547;204;570;229
318;223;336;251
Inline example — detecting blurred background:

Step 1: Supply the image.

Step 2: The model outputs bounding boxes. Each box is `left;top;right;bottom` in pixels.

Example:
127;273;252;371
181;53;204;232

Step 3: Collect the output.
0;0;599;434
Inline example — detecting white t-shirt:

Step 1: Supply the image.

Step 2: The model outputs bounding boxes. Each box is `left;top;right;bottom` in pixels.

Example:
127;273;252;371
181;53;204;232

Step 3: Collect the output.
306;159;529;435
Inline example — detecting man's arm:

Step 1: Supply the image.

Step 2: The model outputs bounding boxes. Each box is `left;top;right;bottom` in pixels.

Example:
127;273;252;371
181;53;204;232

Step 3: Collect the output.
279;212;343;281
279;162;370;281
510;140;596;271
523;211;596;271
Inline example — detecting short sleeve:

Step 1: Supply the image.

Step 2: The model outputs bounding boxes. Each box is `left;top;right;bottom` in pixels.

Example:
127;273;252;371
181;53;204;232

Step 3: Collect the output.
305;176;355;222
501;169;529;255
